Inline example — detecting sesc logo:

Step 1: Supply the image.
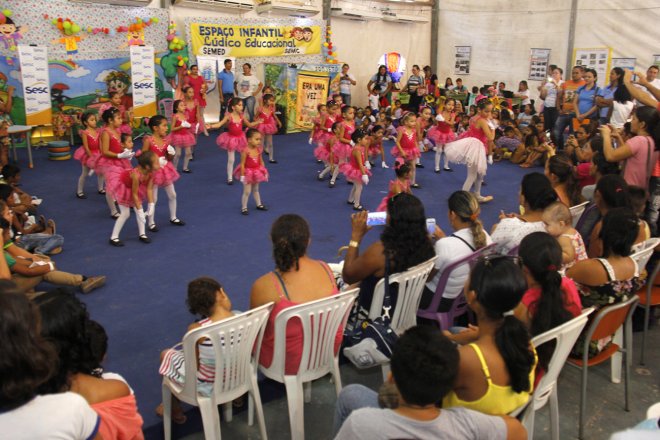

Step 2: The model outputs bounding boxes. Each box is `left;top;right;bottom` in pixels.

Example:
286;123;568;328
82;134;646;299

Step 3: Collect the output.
25;82;49;95
133;78;154;90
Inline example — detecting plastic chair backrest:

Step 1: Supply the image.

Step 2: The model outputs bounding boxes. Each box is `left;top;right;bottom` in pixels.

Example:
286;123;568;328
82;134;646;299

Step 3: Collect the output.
570;201;589;227
176;302;273;403
630;238;660;270
159;98;174;120
508;244;520;256
586;296;639;341
574;203;598;234
530;308;594;410
265;289;358;382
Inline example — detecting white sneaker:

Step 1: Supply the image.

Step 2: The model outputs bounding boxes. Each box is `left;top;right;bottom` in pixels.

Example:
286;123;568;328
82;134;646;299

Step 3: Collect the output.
476;195;493;203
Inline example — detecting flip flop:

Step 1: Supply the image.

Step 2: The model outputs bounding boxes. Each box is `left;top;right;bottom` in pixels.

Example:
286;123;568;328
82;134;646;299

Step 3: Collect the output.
155;403;187;425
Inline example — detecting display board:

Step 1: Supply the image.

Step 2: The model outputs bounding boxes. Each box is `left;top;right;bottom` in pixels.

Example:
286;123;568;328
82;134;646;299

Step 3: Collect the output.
573;47;611;87
18;45;52;126
529;48;551;81
454;46;471;75
611;58;636;71
129;45;157;117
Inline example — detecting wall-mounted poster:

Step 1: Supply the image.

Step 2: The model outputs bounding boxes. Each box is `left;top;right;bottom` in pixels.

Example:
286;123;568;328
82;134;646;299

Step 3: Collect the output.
573;47;611;88
611;58;636;71
528;48;551;81
454;46;471;75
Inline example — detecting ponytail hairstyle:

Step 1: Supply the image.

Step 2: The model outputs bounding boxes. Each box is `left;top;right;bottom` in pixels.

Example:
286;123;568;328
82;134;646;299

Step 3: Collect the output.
599;207;638;257
521;172;558;211
469;256;533;393
633;106;660;150
148;115;167;132
477;98;492;112
270;214;310;272
80;112;95;128
547;154;583;206
101;107;120;125
595;174;630;210
393;157;411;179
227;97;242;114
172;100;183;114
447;191;487;249
137;150;157;171
351;128;366;145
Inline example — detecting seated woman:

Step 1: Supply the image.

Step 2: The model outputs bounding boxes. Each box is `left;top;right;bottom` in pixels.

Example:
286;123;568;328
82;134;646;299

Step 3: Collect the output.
342;193;435;311
250;214;339;375
0;293;102;439
491;172;558;254
35;289;144;440
545;153;584;207
420;191;492;314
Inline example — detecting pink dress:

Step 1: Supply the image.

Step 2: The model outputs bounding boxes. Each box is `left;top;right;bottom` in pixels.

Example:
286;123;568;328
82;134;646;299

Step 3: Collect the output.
443;116;489;175
318;114;337;149
368;138;383;157
390;128;420;161
314;137;337;164
105;168;150;207
340;147;372;184
257;107;278;135
428;114;457;145
232;148;269;184
168;117;196;149
73;129;101;169
376;179;411;212
184;101;200;136
184;75;206;107
333;121;355;161
217;117;248;152
96;130;132;176
312;116;325;144
146;136;180;187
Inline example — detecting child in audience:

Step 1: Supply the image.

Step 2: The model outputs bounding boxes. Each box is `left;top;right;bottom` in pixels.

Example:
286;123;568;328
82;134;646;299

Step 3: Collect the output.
256;93;282;163
74;112;102;199
168;100;196;174
383;115;397;140
364;107;376;127
157;277;235;424
494;125;522;161
376;158;411;212
316;121;339;183
391;112;420;188
428;98;457;173
457;114;470;135
368;89;380;113
517;104;534;128
542;201;588;269
234;129;269;215
354;108;365;128
341;129;371;210
628;186;652;243
368;125;387;168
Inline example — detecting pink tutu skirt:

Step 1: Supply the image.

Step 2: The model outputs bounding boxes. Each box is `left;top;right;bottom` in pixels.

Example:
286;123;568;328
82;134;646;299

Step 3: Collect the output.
314;145;335;163
427;127;456;146
105;170;147;208
390;145;421;161
257;120;278;135
312;129;325;144
333;142;353;162
217;132;247;152
233;165;269;184
73;147;101;169
368;145;382;157
119;124;132;135
340;163;372;184
317;131;333;148
376;196;389;212
95;156;132;176
168;130;196;149
444;137;488;176
153;162;180;187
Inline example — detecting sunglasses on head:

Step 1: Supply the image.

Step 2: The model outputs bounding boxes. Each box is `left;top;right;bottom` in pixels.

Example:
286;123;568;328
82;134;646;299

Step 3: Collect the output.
470;254;523;270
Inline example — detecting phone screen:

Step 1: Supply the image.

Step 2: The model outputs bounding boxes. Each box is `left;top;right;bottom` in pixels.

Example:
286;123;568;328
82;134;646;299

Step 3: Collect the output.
366;212;387;227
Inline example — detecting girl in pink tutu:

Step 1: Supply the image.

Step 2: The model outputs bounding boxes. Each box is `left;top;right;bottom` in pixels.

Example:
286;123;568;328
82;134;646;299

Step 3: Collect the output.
97;108;135;218
234;129;269;215
316;121;340;185
429;98;457;173
416;106;433;168
309;103;327;152
367;125;388;169
99;91;132;135
169;100;196;174
142;115;185;232
376;158;412;212
183;86;202;157
74;112;102;199
340;129;371;210
391;112;421;188
107;150;158;247
256;94;282;164
207;98;261;185
443;99;495;203
333;106;357;167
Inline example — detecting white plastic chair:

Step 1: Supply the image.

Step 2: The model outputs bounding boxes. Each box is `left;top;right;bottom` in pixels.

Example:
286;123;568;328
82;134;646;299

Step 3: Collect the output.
513;308;594;440
569;201;589;227
630;237;660;264
257;289;359;440
162;303;273;440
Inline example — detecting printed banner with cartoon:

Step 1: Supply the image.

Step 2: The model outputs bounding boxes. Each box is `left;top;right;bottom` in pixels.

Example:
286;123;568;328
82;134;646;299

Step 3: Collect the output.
190;23;321;58
295;72;329;131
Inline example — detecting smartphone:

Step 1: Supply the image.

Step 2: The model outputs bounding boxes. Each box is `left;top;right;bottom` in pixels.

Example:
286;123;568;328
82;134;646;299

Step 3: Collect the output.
366;211;387;227
426;218;436;234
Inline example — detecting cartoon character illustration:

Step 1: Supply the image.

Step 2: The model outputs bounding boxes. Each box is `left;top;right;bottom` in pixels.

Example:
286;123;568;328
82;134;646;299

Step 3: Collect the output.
302;27;313;42
0;11;28;66
51;18;85;66
119;23;145;49
51;83;72;107
290;27;303;41
104;71;133;108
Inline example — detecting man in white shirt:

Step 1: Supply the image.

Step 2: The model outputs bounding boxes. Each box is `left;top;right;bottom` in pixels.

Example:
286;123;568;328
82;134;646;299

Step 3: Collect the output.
634;65;660;107
234;63;263;121
339;64;356;106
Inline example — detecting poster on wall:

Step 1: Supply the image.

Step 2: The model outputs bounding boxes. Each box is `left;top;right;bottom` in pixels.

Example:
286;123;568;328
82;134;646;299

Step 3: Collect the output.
189;23;321;58
129;45;157;118
17;45;52;126
295;71;329;130
611;58;636;71
454;46;471;75
528;48;551;81
573;47;611;87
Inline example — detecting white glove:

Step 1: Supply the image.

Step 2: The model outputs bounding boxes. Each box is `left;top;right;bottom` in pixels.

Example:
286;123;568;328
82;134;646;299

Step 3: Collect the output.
487;155;493;165
147;202;155;218
365;161;372;170
487;119;497;130
117;150;134;159
327;128;332;132
308;137;313;145
166;145;176;156
134;208;146;224
361;174;369;185
158;156;167;167
381;161;389;169
240;176;245;183
350;141;355;147
181;120;191;128
435;114;445;122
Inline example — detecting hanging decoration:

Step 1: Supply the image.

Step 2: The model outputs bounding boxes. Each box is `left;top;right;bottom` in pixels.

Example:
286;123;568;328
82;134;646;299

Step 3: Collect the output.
0;8;28;65
322;25;338;64
50;17;86;66
378;52;406;84
117;16;159;48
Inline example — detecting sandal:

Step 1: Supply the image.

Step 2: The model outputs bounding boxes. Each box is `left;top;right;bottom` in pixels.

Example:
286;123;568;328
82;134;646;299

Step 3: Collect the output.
148;224;159;232
47;219;57;235
98;189;106;195
353;205;364;211
256;205;268;211
155;403;187;425
109;238;124;247
76;192;87;199
139;234;151;244
241;208;248;215
111;212;120;219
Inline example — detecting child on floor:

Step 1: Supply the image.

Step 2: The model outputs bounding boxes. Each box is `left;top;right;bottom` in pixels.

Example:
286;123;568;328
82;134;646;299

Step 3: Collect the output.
256;94;281;164
368;125;388;168
315;121;339;184
74;112;102;199
142;115;185;231
376;158;412;212
542;201;587;269
207;98;261;185
97;109;135;219
428;98;457;173
334;106;357;167
106;150;158;246
391;112;420;188
169;100;196;174
157;277;235;423
234;129;268;215
341;129;371;210
99;91;132;135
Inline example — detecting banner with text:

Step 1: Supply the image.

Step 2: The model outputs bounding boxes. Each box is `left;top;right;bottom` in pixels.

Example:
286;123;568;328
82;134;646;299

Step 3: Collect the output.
130;45;157;118
295;71;328;131
190;23;321;58
18;45;52;126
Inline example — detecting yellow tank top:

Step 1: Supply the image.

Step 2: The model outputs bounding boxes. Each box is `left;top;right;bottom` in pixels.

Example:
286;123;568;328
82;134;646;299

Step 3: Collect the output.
442;343;537;415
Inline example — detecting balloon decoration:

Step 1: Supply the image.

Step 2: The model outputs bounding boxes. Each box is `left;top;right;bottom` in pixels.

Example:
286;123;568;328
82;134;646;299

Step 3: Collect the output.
167;21;187;55
323;25;339;64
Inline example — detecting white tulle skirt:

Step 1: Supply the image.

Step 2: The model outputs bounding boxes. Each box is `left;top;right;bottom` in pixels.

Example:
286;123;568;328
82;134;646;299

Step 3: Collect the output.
444;137;488;176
